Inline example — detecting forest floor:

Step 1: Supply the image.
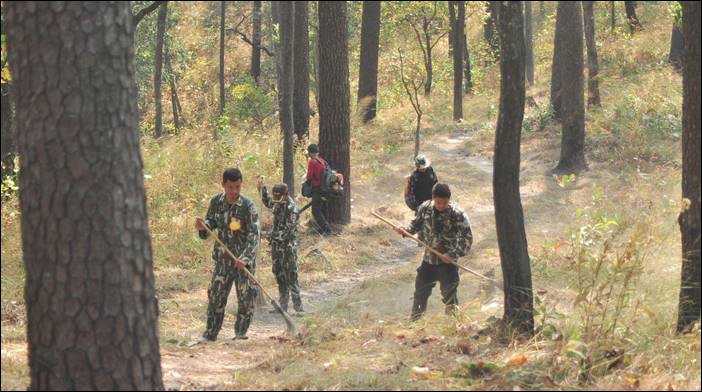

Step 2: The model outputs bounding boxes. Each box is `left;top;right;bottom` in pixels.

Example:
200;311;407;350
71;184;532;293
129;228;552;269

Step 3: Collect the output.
3;119;701;390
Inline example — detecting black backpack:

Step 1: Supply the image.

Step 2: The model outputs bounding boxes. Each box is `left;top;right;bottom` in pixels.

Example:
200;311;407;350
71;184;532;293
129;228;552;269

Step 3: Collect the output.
317;159;344;197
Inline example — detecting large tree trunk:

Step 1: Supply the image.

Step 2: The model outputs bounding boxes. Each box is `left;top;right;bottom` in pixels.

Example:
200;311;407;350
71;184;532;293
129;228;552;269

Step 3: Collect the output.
293;1;310;140
252;1;262;83
279;1;296;194
624;1;642;33
357;1;381;123
154;2;167;138
0;82;14;178
525;0;535;85
452;1;465;121
677;1;701;334
495;0;534;336
583;1;601;107
550;1;566;121
669;24;683;72
6;2;164;389
219;0;226;121
318;1;351;225
554;1;587;174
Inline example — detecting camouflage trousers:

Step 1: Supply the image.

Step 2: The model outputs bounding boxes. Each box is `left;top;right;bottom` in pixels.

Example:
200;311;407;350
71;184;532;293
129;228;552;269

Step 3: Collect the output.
271;240;303;312
203;257;257;339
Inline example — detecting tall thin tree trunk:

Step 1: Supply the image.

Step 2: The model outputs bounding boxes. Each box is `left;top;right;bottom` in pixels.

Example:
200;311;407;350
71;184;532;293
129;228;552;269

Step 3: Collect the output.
318;1;351;224
219;0;226;126
525;0;535;85
252;1;262;83
554;1;587;174
669;24;683;71
583;1;601;107
357;1;381;123
550;1;566;121
677;1;701;334
279;1;296;194
154;2;167;138
6;2;164;389
610;1;616;32
495;0;534;336
484;1;500;59
624;1;642;33
0;82;14;178
165;46;181;130
448;1;456;57
464;33;473;94
453;1;465;121
293;1;310;139
423;19;433;97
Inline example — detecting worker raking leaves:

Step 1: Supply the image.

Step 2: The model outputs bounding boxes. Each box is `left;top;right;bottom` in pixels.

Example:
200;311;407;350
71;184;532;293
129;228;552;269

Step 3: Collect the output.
258;179;305;316
194;168;261;341
394;183;474;321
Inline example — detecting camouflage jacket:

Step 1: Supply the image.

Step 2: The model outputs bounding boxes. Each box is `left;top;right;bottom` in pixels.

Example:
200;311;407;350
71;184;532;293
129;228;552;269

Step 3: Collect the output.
404;200;473;265
261;187;298;244
199;193;260;267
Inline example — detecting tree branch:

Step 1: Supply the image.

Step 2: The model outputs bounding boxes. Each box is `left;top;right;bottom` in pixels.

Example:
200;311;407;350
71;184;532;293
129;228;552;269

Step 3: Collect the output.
226;28;275;57
134;1;167;26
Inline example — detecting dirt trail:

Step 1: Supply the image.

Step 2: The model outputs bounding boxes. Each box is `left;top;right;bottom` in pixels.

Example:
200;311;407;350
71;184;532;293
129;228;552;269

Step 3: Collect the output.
159;128;508;390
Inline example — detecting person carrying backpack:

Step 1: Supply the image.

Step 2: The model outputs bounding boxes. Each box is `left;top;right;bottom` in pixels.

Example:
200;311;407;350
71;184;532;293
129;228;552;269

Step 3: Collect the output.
404;155;438;213
305;144;334;236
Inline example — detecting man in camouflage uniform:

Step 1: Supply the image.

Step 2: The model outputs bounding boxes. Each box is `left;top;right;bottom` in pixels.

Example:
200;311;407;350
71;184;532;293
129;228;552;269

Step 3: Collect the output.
257;180;305;315
397;183;473;321
196;168;260;341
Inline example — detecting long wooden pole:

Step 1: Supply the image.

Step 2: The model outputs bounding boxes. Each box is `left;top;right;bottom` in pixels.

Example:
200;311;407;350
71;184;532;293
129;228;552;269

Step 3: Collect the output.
371;210;501;288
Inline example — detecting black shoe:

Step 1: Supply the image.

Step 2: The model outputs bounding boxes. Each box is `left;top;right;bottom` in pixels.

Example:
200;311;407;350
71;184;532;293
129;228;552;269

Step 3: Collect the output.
199;334;216;342
233;335;249;340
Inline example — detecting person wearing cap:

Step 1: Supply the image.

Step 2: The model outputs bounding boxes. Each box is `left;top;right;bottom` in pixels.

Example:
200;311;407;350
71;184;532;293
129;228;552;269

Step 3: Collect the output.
404;154;438;213
257;179;305;315
305;144;333;236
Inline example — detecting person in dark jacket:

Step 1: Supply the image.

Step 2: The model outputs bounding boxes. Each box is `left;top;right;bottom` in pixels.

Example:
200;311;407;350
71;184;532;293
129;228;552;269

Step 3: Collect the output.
305;144;333;235
404;155;438;212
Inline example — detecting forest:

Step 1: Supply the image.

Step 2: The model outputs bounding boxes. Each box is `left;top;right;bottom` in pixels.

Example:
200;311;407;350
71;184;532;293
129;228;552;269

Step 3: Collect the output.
1;1;700;390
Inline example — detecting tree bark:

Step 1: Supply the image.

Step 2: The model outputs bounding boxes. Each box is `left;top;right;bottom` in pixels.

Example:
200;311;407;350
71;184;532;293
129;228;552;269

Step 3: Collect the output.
448;1;455;57
452;1;464;121
219;0;226;123
677;1;701;334
554;1;587;174
495;0;534;336
624;1;642;33
252;1;262;83
279;1;296;194
293;1;310;139
550;1;566;121
154;2;167;138
464;33;473;95
165;46;181;130
357;1;381;123
423;18;434;97
610;1;616;32
484;1;500;59
669;24;683;72
0;82;14;178
583;1;601;107
318;1;351;225
525;0;535;85
6;2;164;389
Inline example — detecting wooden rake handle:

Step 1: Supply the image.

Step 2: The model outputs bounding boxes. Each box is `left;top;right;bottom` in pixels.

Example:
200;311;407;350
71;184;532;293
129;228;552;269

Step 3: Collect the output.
370;210;500;286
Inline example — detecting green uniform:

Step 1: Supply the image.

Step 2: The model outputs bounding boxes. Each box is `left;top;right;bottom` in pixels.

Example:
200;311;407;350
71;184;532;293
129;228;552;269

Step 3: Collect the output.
404;200;473;320
199;192;260;339
261;187;303;312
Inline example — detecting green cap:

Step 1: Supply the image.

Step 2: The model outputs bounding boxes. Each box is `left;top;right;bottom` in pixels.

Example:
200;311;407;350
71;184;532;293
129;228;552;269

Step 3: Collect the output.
414;155;430;169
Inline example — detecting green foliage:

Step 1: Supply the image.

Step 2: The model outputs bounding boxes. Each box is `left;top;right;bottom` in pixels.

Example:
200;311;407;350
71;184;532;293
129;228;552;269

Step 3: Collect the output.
1;157;19;199
669;1;683;29
227;75;276;132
